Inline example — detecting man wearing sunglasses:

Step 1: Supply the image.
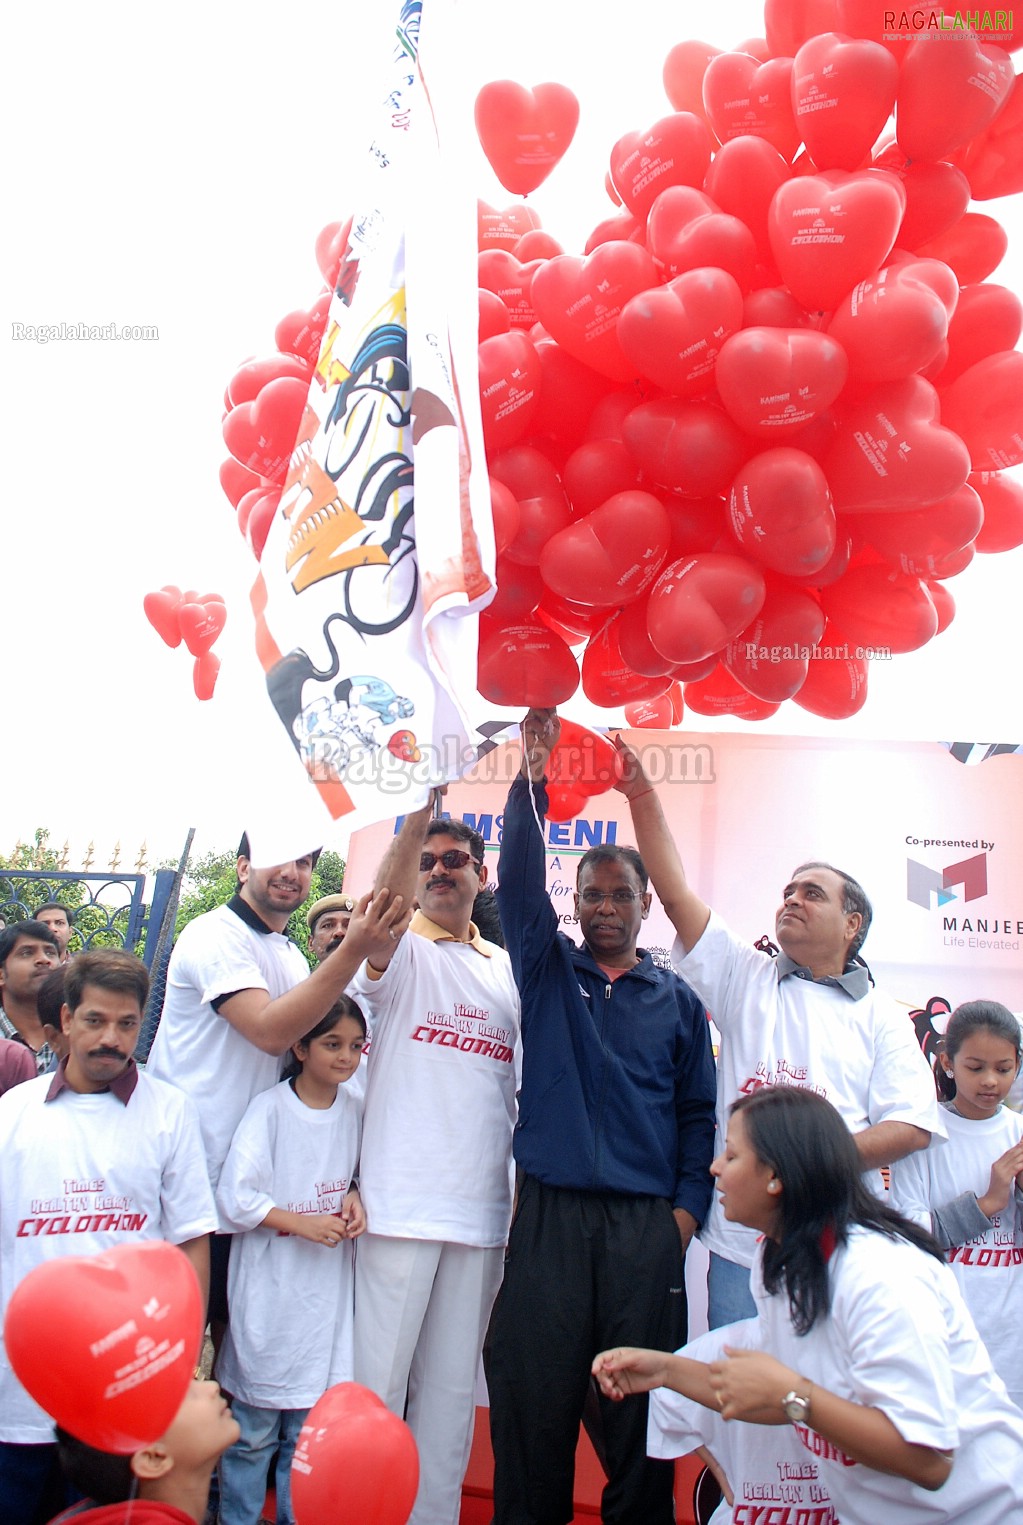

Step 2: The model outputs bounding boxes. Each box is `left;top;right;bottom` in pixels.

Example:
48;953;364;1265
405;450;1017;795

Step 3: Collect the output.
348;806;520;1525
488;708;716;1525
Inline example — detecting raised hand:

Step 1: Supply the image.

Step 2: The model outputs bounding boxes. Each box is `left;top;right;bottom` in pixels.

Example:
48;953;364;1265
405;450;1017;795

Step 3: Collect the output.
521;707;560;783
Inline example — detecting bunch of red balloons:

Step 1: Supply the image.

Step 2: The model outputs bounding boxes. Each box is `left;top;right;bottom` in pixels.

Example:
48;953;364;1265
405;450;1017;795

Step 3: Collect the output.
144;585;226;700
473;12;1023;724
218;219;352;560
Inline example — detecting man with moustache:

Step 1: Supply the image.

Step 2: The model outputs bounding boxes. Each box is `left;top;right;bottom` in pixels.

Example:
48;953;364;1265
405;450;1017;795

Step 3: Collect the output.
348;804;520;1525
306;893;356;963
0;948;216;1523
147;834;409;1326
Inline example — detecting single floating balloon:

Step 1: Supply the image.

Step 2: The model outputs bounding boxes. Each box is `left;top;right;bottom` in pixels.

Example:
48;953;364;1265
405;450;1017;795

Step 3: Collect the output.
474;81;580;195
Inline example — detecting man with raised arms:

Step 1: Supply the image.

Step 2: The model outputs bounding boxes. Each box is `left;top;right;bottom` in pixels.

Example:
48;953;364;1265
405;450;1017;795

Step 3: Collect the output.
613;733;944;1328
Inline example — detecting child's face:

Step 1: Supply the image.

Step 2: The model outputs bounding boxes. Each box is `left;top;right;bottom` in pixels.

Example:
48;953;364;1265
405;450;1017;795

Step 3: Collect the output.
298;1015;366;1089
159;1379;240;1471
944;1029;1021;1120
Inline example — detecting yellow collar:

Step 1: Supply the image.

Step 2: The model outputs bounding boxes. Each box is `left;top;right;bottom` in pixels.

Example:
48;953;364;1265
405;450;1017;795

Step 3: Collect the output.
411;909;493;956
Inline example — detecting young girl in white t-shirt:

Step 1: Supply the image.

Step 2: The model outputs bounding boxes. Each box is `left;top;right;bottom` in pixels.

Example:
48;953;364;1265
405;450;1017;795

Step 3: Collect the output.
215;996;367;1525
891;999;1023;1407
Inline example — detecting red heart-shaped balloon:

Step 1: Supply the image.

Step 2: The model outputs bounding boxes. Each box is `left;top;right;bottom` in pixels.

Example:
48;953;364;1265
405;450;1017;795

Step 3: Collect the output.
826;260;951;385
478;249;545;330
474;81;580;195
897;32;1015;162
857;482;983;567
4;1242;202;1453
274;293;331;367
916;212;1008;286
227;353;312;410
487;557;542;623
563;440;642;517
728;447;837;575
624;398;750;497
143;590;183;649
545;784;591;823
530;338;619;449
193;651;221;701
617;597;687;678
477;619;580;706
530;243;660;381
540;491;671;607
314;216;353;287
769;171;905;312
824;375;971;510
955;81;1023;200
489;445;572;565
477;200;542;252
716;327;848;437
219;457;266;508
971;470;1023;552
292;1383;418;1525
609;113;715;219
515;229;564;261
178;600;227;657
937;283;1023;384
478;330;542;456
702;54;800;159
663;41;723;121
617;267;744;396
940;351;1023;470
223;376;308;485
725;583;826;701
764;0;841;56
242;487;282;560
582;618;673;707
704;136;791;260
480;288;512;342
793;33;898;172
684;663;780;720
548;716;622;795
647;552;767;664
792;621;869;717
489;480;521;558
879;154;972;249
822;565;938;651
646;188;758;289
624;693;676;728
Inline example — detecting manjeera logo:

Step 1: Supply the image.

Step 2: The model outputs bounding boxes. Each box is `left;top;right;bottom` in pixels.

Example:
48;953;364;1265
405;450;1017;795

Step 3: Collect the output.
906;847;988;909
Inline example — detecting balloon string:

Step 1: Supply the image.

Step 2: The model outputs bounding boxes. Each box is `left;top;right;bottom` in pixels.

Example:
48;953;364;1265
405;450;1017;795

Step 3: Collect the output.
527;776;546;842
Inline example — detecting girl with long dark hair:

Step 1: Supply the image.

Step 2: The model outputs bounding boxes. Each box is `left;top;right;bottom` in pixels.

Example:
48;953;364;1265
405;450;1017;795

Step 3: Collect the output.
593;1086;1023;1523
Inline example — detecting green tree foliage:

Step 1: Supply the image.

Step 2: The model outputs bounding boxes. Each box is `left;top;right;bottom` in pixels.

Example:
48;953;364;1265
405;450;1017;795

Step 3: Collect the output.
173;848;348;969
0;829;128;952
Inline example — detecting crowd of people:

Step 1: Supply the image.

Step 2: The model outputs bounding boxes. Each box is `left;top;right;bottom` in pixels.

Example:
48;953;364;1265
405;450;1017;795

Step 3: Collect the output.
0;707;1020;1525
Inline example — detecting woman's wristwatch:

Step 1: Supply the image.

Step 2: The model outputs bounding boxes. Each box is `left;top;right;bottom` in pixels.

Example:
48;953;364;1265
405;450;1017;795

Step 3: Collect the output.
782;1385;813;1424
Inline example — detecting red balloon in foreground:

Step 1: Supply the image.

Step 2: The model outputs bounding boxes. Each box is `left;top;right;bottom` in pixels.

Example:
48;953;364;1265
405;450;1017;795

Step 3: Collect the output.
547;717;622;797
291;1383;419;1525
475;81;580;195
4;1242;202;1453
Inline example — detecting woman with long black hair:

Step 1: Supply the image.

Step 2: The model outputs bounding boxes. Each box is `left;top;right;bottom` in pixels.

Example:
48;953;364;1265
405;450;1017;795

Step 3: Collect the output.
593;1086;1023;1523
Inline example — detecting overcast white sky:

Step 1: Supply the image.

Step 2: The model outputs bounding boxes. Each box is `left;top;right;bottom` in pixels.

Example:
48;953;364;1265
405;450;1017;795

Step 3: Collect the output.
3;0;1022;871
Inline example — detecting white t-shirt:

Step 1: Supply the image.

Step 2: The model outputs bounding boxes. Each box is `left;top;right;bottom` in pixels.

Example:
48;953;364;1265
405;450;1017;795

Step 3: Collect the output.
215;1078;362;1409
648;1321;838;1525
753;1226;1023;1525
890;1104;1023;1406
0;1071;216;1443
147;902;311;1219
348;918;520;1246
677;914;945;1266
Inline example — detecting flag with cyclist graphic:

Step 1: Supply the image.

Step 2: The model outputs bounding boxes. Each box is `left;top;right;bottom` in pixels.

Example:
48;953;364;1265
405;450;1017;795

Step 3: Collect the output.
249;0;498;832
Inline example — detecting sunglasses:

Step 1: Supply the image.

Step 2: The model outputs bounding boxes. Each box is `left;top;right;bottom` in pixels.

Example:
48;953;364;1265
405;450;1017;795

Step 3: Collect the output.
419;849;483;874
